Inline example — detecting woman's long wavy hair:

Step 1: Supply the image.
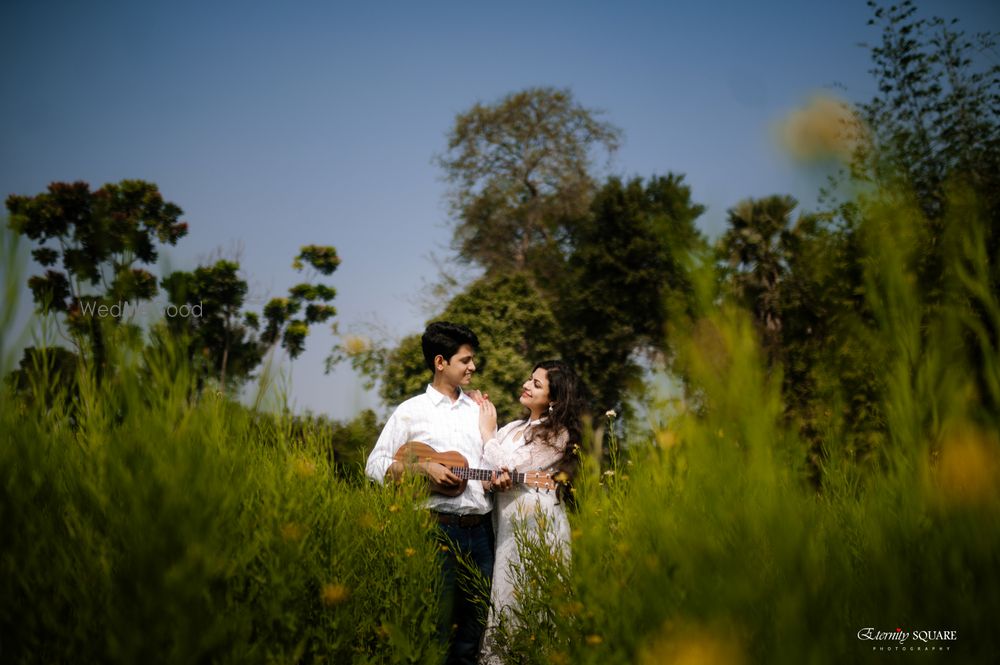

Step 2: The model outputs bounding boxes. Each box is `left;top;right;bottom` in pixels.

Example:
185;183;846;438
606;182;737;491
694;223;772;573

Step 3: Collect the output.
524;360;587;506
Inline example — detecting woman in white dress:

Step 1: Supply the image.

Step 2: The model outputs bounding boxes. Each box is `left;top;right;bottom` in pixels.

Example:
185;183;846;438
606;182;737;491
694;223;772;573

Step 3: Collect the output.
477;360;586;665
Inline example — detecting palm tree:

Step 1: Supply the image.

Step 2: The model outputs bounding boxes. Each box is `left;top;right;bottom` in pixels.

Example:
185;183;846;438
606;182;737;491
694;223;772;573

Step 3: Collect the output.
718;195;799;360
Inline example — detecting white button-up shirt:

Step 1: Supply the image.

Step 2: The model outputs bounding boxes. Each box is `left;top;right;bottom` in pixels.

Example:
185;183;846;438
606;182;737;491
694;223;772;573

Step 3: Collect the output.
366;384;494;515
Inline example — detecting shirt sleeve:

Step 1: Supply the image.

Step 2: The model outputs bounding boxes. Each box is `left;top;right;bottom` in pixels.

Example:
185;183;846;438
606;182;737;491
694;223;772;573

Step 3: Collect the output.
366;407;408;483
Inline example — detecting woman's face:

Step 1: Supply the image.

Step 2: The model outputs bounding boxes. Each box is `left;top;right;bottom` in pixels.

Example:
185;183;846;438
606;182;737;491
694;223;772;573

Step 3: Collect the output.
519;367;551;416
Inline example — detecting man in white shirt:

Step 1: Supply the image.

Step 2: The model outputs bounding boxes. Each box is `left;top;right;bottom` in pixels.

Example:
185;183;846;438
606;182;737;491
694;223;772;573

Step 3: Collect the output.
366;321;507;665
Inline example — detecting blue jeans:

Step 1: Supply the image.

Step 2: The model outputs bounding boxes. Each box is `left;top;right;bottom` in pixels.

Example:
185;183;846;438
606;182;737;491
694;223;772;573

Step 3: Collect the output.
436;518;495;665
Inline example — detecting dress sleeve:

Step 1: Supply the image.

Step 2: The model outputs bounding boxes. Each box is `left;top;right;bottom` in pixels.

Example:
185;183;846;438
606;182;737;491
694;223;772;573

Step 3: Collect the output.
482;420;522;468
365;407;407;483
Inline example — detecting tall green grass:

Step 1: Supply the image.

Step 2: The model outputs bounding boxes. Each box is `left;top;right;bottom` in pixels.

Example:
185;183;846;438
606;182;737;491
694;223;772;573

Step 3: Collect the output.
0;310;445;663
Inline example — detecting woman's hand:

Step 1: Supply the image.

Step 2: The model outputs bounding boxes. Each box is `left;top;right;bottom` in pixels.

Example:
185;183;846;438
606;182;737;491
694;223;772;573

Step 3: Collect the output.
493;467;513;492
479;398;497;444
482;467;513;493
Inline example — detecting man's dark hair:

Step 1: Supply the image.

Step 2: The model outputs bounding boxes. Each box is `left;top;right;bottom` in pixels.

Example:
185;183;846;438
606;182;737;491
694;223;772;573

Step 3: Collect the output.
421;321;479;373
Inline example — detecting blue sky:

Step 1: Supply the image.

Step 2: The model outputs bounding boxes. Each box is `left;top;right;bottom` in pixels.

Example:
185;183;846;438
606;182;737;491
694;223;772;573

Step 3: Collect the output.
2;0;997;419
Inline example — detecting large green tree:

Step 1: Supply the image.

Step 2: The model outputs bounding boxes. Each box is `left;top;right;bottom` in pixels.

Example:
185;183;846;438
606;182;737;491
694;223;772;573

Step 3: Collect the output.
438;86;621;275
557;175;705;415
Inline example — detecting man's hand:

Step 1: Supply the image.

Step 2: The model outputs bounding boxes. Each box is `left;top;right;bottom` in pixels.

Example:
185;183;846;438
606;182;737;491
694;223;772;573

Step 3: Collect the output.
422;461;461;487
386;459;460;486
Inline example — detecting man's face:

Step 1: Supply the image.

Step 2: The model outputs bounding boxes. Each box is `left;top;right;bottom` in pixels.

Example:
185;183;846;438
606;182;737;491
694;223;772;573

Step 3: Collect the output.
437;344;476;388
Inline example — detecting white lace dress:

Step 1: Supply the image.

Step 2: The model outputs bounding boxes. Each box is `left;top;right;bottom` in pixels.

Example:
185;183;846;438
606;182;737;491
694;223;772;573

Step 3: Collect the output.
480;419;571;664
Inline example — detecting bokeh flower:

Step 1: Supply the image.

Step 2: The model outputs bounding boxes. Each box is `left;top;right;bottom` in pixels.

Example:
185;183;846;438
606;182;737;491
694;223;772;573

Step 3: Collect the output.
639;621;745;665
930;425;1000;508
776;93;864;164
321;582;350;606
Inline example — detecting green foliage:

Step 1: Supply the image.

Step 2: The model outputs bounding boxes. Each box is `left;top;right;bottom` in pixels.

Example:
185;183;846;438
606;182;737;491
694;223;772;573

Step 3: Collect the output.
856;0;1000;306
859;0;1000;220
714;1;1000;468
0;222;28;376
716;195;802;358
6;180;188;380
293;244;341;275
161;244;338;390
6;345;81;409
160;260;260;389
261;245;339;361
557;175;705;414
6;180;187;314
6;180;338;391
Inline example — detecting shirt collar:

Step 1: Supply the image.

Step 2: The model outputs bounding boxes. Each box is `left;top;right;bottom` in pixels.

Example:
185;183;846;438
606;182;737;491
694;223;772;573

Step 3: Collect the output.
425;384;476;407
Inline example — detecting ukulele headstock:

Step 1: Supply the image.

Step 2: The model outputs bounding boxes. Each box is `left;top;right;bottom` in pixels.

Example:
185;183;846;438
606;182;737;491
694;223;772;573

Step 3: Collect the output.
522;469;557;492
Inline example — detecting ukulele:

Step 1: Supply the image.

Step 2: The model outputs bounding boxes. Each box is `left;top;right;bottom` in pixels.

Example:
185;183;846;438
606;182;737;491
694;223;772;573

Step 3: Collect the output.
393;441;556;496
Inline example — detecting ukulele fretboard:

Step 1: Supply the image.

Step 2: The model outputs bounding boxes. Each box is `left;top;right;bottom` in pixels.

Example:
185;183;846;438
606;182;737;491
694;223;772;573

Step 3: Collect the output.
449;467;527;484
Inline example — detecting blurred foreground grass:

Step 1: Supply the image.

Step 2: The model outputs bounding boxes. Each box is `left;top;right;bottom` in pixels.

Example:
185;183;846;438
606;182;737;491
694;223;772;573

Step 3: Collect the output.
0;317;445;663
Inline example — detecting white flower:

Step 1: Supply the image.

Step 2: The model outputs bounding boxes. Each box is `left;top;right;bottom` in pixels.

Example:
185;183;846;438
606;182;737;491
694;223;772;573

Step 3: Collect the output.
605;409;617;418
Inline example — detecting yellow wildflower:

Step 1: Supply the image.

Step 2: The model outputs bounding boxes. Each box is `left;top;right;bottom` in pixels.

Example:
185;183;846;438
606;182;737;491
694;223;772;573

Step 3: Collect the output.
280;522;305;542
930;426;1000;508
655;429;678;448
292;455;316;478
320;582;350;606
639;621;745;665
342;334;372;355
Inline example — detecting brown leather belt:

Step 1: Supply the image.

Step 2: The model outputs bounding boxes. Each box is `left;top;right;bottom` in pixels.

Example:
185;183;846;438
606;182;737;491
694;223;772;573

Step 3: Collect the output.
433;511;489;527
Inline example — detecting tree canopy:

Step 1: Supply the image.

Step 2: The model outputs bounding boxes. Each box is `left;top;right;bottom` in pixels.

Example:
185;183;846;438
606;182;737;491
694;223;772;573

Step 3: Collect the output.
438;86;621;274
